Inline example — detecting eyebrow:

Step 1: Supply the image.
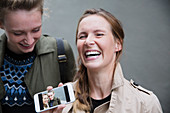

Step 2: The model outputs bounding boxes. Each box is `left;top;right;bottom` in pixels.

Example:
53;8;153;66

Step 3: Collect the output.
78;29;106;35
94;29;106;33
78;31;86;35
33;25;42;29
11;25;42;32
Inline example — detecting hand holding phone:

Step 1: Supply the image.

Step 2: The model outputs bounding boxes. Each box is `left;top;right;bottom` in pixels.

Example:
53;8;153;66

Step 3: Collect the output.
34;83;75;112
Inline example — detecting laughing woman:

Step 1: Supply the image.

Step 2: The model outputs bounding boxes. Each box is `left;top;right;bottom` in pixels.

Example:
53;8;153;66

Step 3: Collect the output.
0;0;75;113
62;8;163;113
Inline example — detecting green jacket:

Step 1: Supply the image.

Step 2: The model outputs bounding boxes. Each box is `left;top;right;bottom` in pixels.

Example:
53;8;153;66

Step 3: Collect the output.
0;34;76;112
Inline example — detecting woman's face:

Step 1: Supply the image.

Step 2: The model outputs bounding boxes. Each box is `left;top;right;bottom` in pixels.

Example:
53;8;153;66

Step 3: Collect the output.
0;8;42;54
43;95;49;105
77;15;121;71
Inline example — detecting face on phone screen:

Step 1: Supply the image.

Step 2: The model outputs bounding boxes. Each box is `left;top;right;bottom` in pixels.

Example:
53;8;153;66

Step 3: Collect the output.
38;85;71;110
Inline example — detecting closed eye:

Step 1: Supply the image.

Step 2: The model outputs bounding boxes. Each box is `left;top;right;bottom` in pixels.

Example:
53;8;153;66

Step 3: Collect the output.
32;27;40;33
79;35;87;39
78;33;87;39
13;32;23;36
96;33;104;37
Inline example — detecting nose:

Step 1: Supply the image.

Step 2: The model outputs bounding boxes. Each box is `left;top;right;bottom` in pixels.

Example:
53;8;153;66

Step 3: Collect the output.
84;34;95;46
24;33;34;44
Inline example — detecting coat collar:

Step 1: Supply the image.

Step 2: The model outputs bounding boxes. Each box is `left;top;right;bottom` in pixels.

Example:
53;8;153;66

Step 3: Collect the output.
111;63;124;90
65;63;125;113
0;33;7;67
35;35;55;55
0;33;7;99
72;63;125;92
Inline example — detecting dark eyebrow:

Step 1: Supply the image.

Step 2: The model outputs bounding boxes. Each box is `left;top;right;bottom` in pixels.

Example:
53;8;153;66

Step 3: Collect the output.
33;25;42;29
78;32;86;35
11;29;23;32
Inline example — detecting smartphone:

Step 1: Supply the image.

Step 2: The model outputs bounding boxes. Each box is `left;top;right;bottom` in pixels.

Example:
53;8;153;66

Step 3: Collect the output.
34;83;75;112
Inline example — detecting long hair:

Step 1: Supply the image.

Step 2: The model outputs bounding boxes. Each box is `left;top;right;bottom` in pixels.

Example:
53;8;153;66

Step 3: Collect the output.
0;0;44;23
73;8;124;112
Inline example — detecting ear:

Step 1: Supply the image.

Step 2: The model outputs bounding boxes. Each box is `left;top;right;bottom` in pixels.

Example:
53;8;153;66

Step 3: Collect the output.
115;40;122;52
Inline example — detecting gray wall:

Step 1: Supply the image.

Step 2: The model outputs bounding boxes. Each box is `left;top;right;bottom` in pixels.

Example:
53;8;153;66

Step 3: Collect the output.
0;0;169;112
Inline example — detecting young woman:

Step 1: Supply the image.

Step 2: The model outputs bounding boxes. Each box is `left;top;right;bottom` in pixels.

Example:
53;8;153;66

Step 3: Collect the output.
61;8;163;113
42;94;49;109
0;0;76;113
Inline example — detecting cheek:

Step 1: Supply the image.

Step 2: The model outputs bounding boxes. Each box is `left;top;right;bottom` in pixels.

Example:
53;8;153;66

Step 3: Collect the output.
98;39;112;49
77;41;84;54
7;34;22;43
101;40;115;55
34;30;42;39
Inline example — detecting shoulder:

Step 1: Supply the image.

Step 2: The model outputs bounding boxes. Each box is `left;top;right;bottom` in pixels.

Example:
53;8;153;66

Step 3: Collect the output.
40;35;56;44
41;35;72;52
0;33;7;43
129;79;152;95
36;35;56;49
34;35;56;55
124;79;163;112
62;39;74;57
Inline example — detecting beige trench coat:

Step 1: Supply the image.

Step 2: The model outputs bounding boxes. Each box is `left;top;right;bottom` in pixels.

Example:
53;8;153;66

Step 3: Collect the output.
62;63;163;113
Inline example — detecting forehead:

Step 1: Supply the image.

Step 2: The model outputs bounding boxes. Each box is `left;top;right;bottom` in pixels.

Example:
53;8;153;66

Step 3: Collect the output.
48;92;54;95
78;15;111;32
3;8;41;30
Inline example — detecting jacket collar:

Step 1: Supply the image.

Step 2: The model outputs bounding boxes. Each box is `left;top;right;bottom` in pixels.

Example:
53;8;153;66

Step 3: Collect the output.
69;63;125;113
0;33;7;99
35;35;55;55
111;63;124;90
0;33;7;67
72;63;125;91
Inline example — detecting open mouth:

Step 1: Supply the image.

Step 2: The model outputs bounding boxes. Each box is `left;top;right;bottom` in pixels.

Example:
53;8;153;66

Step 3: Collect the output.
85;50;101;58
22;44;30;47
19;43;33;49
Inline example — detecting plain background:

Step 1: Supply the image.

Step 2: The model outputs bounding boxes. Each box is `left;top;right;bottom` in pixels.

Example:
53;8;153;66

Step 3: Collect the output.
0;0;169;112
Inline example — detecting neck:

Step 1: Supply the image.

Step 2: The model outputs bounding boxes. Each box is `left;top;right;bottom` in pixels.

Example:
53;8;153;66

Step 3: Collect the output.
88;63;116;100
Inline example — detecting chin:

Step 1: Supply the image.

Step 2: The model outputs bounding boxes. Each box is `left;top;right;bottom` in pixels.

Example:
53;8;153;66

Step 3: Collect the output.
22;48;34;53
85;64;100;70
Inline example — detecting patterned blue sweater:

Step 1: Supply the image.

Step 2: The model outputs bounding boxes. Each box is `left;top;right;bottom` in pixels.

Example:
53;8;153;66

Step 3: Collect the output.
0;48;36;113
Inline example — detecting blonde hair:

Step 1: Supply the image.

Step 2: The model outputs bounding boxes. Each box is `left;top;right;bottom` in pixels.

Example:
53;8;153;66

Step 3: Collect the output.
0;0;44;23
73;8;124;112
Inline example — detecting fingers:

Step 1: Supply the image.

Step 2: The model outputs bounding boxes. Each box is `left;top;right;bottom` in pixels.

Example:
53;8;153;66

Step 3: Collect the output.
47;86;53;91
58;82;63;87
53;104;66;113
47;82;63;91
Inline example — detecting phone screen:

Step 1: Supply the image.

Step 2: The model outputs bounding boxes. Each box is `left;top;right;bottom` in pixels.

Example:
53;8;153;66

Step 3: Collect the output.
38;86;70;110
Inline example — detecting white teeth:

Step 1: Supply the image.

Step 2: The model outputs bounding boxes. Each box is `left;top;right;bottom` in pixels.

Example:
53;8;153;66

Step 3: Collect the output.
86;51;100;56
85;51;101;58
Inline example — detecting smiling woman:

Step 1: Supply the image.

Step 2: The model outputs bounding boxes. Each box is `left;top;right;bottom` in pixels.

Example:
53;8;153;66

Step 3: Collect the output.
0;0;76;113
61;8;163;113
76;14;121;71
2;9;42;54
